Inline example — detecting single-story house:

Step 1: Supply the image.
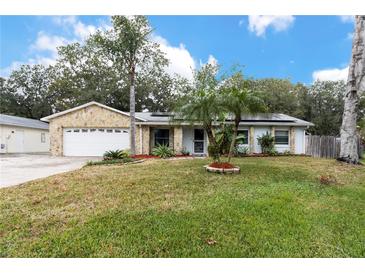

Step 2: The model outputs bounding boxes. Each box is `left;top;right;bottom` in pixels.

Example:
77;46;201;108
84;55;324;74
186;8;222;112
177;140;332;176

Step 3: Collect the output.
41;101;313;157
0;114;50;154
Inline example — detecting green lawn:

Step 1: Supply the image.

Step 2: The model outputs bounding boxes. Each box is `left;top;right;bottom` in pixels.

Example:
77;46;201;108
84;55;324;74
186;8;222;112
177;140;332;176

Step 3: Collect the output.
1;157;364;257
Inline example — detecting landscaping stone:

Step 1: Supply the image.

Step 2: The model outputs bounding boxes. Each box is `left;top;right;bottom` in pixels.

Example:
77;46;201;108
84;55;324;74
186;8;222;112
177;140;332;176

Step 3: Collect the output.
204;165;240;174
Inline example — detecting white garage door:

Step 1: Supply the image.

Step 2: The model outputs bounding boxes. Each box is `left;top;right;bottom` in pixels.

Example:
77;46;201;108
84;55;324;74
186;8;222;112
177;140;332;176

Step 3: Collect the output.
63;128;130;156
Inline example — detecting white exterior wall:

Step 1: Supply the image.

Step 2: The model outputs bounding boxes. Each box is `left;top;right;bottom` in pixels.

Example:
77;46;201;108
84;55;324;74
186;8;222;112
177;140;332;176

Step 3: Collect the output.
179;125;307;155
295;127;306;154
0;125;49;153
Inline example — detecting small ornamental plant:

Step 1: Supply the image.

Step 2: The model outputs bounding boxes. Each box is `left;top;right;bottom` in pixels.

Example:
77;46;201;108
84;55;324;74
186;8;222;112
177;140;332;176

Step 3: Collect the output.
257;132;275;154
152;144;175;158
103;149;130;161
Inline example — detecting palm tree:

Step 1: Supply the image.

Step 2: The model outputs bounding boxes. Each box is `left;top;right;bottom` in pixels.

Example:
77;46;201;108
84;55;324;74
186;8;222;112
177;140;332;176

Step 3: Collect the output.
221;73;266;162
94;16;164;155
174;64;223;152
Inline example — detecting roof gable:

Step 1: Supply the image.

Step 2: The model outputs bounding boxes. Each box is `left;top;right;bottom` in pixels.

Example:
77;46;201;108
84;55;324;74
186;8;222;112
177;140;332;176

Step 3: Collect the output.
41;101;146;122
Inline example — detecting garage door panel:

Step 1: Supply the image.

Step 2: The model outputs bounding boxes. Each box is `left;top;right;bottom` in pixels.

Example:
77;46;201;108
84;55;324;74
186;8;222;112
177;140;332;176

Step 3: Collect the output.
63;128;129;156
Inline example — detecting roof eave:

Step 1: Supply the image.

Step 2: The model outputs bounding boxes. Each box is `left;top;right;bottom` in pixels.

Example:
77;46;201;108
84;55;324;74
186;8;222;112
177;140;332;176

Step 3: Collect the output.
41;101;146;122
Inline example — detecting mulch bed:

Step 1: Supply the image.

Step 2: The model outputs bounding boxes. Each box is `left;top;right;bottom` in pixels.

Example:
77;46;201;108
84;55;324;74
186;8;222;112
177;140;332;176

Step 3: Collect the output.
132;154;193;159
209;162;235;169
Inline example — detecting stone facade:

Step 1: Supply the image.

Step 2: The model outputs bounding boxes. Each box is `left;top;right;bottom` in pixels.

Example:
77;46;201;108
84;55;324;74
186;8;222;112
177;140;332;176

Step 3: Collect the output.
249;126;255;153
136;125;150;155
49;105;130;156
290;126;296;153
173;126;183;154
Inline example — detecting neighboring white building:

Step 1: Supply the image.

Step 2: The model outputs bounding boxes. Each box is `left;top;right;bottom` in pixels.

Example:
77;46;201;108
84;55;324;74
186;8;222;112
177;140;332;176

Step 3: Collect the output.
0;114;49;154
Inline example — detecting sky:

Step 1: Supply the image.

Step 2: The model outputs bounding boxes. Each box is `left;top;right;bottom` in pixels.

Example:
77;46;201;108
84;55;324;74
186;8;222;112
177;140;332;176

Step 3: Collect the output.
0;15;356;84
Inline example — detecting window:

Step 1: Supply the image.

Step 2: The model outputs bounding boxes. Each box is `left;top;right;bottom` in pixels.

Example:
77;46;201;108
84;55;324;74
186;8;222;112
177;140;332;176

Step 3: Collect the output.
194;129;204;141
82;129;88;133
237;130;249;145
275;130;289;145
115;129;121;133
106;129;113;133
73;129;80;133
154;129;170;146
41;133;46;143
98;129;105;132
90;129;96;132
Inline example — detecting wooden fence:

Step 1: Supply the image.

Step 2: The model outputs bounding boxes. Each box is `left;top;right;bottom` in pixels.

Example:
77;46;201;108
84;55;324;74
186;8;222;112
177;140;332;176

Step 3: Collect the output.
305;135;363;159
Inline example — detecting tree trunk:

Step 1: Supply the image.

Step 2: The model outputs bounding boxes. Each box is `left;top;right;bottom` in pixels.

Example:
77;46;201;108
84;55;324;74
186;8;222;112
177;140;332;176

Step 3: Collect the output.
339;16;365;164
227;118;240;162
129;68;136;156
205;125;216;147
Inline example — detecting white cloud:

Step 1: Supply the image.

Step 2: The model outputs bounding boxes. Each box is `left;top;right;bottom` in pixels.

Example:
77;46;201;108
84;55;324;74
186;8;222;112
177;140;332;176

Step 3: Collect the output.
347;32;354;40
339;16;355;23
152;35;196;80
52;16;77;26
238;19;244;27
248;15;295;37
312;66;349;82
31;31;71;55
53;16;109;41
73;21;98;40
207;54;218;66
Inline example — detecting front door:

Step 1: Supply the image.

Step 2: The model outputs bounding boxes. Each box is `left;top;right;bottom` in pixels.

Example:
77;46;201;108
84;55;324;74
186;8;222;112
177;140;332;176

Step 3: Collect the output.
193;129;204;154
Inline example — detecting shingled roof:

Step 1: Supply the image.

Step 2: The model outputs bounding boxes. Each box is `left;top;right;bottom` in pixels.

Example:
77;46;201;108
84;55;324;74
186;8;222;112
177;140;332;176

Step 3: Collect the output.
0;114;49;130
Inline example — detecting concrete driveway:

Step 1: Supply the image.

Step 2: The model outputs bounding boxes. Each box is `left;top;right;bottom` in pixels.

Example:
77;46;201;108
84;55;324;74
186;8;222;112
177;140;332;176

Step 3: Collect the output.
0;153;101;188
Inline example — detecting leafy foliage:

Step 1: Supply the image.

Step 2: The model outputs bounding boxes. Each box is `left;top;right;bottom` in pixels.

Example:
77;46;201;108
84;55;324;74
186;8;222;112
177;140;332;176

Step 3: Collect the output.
103;149;130;161
180;147;190;156
152;144;175;158
234;145;249;156
220;72;266;161
173;63;223;151
257;132;275;154
1;65;56;118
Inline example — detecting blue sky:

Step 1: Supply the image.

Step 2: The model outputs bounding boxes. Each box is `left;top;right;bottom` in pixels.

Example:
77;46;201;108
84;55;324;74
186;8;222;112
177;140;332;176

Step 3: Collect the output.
0;15;355;83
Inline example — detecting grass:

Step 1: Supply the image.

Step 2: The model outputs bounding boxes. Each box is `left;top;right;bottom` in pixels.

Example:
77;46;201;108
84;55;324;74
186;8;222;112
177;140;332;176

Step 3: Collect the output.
0;156;364;258
85;158;137;166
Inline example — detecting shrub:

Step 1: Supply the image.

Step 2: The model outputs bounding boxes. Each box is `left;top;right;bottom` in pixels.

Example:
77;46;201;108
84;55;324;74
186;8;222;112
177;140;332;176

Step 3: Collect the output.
215;124;233;154
235;145;249;156
181;147;190;156
152;144;175;158
103;149;130;161
208;144;221;162
257;132;275;154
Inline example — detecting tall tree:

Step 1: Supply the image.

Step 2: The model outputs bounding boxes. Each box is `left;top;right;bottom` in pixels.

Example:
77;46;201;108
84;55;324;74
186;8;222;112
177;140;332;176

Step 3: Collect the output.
339;16;365;164
221;73;266;162
174;64;222;150
305;81;345;136
94;16;167;155
2;64;55;119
